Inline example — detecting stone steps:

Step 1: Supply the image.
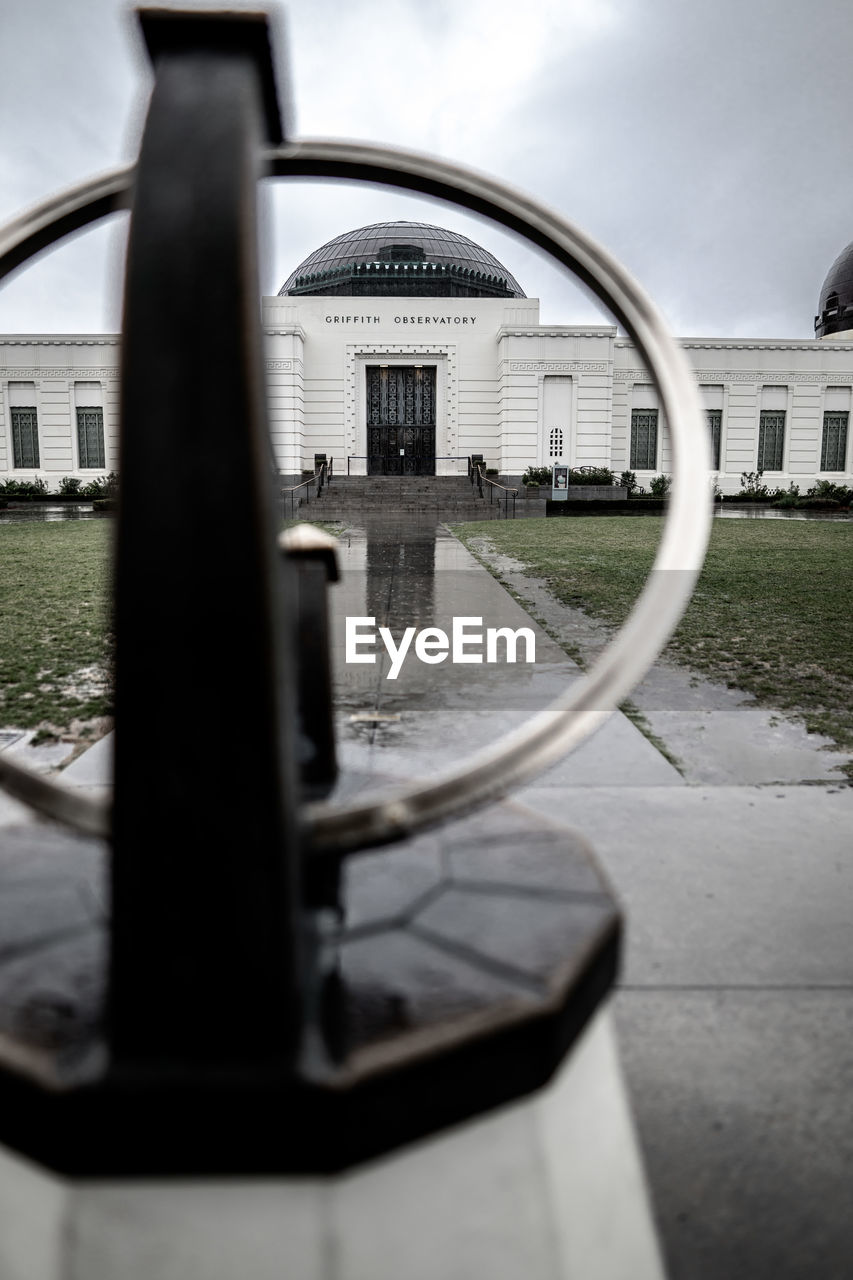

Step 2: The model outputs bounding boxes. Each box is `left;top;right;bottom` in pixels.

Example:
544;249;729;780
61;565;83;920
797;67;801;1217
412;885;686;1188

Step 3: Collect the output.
293;475;507;519
325;483;470;494
306;505;501;519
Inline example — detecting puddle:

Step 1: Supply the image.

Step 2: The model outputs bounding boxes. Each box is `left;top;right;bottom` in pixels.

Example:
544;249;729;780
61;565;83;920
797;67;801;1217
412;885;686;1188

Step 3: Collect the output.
0;503;106;523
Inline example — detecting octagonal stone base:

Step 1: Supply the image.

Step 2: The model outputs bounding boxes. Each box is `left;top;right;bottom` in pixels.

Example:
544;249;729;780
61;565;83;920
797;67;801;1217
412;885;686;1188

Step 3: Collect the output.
0;1006;664;1280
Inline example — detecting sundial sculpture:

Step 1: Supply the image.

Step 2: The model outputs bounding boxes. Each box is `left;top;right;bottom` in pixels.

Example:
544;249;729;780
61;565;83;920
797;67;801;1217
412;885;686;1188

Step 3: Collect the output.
0;8;711;1175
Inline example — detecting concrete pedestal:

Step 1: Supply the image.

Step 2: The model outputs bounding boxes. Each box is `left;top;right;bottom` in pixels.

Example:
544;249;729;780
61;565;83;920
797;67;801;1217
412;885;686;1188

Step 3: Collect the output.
0;1006;664;1280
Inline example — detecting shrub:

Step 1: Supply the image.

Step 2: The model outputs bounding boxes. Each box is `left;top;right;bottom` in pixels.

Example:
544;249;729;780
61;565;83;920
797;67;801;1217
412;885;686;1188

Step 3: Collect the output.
620;470;638;493
80;472;119;499
649;473;672;497
805;479;853;504
773;482;800;509
59;476;83;495
0;478;46;497
737;470;772;500
522;466;552;486
569;466;614;486
522;465;616;487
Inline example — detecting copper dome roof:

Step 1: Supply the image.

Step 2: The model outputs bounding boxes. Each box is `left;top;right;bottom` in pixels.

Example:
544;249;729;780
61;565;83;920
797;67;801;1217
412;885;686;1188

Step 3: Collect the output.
279;221;525;299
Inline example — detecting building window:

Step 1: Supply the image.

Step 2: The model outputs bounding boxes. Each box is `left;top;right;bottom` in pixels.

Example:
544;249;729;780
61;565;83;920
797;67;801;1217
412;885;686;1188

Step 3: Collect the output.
707;410;722;469
548;426;564;458
630;410;658;469
77;407;106;468
11;407;40;468
757;411;785;471
821;411;848;471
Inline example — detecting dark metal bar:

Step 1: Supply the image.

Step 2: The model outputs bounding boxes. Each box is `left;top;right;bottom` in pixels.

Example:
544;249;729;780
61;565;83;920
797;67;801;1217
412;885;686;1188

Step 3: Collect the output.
111;10;303;1070
279;525;339;804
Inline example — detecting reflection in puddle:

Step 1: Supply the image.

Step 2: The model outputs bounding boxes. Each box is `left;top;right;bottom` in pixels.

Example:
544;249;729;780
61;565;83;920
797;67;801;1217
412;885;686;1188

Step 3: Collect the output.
0;503;105;523
715;506;850;521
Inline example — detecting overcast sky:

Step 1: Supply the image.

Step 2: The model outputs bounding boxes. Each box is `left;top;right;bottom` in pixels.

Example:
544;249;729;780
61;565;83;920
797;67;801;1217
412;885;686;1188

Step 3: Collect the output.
1;0;850;337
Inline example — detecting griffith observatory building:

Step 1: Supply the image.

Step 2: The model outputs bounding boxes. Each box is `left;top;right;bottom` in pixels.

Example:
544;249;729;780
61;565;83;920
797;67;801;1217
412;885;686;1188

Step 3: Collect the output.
1;221;852;493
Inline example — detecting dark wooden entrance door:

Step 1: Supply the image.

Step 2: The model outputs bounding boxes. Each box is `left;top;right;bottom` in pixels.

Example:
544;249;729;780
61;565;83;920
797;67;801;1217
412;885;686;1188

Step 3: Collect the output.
367;365;436;475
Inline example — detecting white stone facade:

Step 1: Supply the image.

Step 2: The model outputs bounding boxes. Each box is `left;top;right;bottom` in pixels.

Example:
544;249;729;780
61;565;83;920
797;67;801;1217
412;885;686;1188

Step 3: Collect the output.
0;338;120;480
2;298;852;494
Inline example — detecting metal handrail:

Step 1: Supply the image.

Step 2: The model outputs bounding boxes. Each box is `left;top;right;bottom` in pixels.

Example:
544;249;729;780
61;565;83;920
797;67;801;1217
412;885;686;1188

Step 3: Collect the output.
281;460;329;518
469;457;517;518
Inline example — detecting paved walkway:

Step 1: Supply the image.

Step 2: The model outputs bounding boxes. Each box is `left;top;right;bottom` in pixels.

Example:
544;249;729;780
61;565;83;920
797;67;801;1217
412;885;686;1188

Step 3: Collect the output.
2;515;850;1279
325;518;853;1280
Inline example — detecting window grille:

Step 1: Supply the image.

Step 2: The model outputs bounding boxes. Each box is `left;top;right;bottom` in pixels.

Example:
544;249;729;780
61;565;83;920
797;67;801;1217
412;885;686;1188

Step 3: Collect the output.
821;411;848;471
707;410;722;470
548;426;563;458
630;409;657;470
757;411;785;471
77;407;106;468
11;407;40;469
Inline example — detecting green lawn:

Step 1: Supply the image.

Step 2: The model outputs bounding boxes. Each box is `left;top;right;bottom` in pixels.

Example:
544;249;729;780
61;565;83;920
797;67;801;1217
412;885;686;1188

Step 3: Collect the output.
0;521;113;730
453;516;853;774
0;518;343;736
3;515;851;777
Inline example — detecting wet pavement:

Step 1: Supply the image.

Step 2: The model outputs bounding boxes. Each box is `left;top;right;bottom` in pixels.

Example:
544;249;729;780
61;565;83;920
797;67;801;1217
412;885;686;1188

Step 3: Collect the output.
326;519;677;791
322;517;853;1280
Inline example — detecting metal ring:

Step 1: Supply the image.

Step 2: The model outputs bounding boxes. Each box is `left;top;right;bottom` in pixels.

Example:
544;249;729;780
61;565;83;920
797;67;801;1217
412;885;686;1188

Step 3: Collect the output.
0;142;712;849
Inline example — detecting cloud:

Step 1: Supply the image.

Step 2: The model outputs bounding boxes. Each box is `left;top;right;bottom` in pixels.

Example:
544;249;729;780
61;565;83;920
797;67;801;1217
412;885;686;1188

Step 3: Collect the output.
1;0;851;336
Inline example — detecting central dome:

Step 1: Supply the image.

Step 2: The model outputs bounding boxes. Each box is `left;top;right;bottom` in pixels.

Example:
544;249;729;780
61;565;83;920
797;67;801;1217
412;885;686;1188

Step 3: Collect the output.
278;221;525;299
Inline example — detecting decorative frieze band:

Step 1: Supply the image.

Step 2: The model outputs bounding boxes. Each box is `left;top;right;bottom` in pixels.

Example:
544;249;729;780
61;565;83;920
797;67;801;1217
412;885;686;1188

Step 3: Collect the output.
509;360;609;372
615;368;853;385
344;344;457;451
0;338;119;347
0;367;118;379
615;339;853;352
2;361;300;376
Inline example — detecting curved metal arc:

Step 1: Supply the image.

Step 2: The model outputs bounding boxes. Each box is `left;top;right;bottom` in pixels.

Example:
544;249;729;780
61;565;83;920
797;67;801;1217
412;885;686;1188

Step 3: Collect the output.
0;165;134;287
267;141;712;853
0;750;109;838
266;142;663;404
0;139;712;854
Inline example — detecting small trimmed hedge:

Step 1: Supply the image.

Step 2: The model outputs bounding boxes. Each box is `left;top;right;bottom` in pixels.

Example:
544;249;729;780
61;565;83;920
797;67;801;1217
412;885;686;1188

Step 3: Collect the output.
523;466;615;486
